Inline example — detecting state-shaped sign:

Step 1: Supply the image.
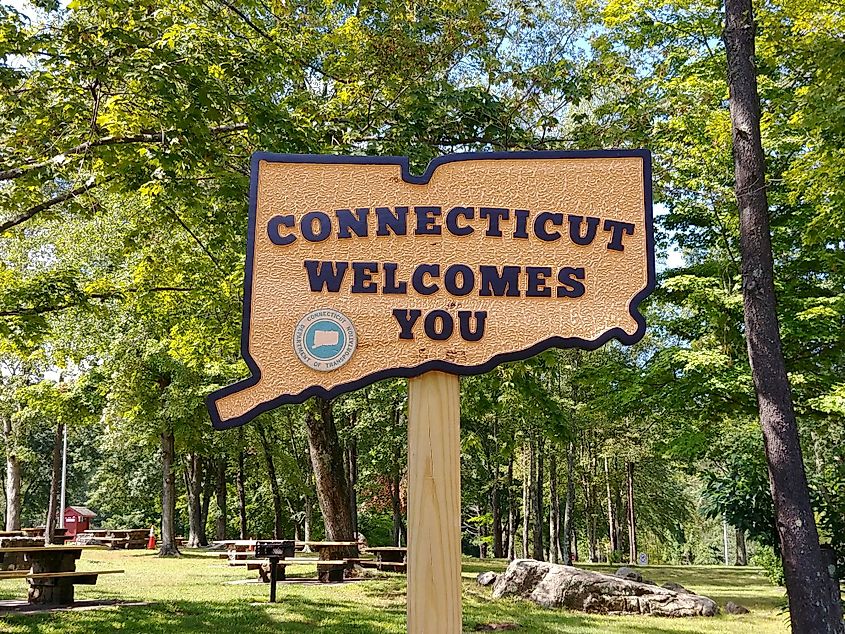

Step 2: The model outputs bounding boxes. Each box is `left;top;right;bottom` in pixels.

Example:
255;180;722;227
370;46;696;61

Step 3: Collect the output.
207;151;654;429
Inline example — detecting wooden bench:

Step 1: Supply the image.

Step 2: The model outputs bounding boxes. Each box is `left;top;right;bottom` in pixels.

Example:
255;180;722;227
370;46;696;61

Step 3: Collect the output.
25;569;123;604
27;569;123;581
99;537;146;550
375;561;407;571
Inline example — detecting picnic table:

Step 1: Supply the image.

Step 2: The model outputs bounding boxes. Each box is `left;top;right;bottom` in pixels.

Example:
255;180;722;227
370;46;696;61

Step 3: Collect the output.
247;540;358;602
20;527;71;544
80;528;147;549
299;541;358;582
0;545;122;605
362;546;407;572
214;540;258;563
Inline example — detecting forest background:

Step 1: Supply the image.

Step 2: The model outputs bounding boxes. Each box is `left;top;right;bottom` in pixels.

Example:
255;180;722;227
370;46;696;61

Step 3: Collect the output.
0;0;843;589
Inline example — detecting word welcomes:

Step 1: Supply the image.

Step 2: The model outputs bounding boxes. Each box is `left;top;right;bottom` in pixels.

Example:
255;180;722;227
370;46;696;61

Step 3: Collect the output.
207;152;654;429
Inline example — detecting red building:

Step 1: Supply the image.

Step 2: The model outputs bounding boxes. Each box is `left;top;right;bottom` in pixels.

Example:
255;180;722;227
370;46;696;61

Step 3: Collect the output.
63;506;96;537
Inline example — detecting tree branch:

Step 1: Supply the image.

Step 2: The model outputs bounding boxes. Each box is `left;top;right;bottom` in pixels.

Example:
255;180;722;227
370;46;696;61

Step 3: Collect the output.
0;287;198;318
0;123;247;182
166;205;226;274
214;0;352;87
0;177;108;234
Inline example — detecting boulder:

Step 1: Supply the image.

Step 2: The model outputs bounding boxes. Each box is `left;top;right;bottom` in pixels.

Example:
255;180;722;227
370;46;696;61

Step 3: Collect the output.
724;601;750;615
492;559;718;617
614;566;643;582
477;571;499;586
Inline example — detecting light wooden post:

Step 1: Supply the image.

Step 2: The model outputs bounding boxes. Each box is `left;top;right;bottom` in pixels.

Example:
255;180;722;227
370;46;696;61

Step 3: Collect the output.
407;371;462;634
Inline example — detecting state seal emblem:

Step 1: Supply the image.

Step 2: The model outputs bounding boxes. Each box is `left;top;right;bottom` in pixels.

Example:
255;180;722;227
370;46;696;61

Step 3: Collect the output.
293;309;357;371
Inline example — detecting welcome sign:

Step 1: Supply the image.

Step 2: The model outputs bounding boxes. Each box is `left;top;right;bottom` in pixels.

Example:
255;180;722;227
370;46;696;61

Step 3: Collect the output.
207;151;654;429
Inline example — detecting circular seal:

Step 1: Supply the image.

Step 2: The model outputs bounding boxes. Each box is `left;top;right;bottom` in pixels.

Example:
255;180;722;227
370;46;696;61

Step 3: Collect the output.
293;309;357;372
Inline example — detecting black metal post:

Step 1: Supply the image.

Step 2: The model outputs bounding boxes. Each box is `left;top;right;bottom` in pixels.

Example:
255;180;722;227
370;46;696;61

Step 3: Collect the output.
269;556;278;603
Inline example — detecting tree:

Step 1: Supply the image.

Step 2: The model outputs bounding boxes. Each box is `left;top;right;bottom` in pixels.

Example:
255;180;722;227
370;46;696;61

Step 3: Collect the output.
723;0;843;629
304;398;355;550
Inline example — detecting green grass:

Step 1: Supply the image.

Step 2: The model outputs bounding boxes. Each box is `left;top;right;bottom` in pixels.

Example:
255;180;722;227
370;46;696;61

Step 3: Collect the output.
0;549;788;633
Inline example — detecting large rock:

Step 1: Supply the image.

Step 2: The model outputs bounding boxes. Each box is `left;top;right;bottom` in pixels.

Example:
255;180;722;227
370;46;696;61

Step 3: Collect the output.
724;601;750;614
614;566;643;582
491;559;718;617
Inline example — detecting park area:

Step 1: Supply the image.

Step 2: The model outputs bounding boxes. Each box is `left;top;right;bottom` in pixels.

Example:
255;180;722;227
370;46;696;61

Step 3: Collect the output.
0;549;789;633
2;0;845;632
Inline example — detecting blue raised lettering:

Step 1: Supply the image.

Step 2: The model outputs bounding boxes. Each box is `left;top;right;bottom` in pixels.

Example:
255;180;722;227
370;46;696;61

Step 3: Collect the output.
479;207;509;237
376;207;408;236
534;212;563;241
267;215;296;246
479;265;521;297
383;262;407;294
411;264;440;295
557;267;585;298
603;219;635;251
424;310;453;340
351;262;378;293
568;215;600;246
415;206;442;235
445;206;474;236
304;260;349;292
444;264;474;296
392;309;421;339
301;211;332;242
337;208;369;238
458;311;487;341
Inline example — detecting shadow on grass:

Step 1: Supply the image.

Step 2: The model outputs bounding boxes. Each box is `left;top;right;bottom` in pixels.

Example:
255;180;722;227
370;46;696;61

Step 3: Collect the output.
0;596;405;634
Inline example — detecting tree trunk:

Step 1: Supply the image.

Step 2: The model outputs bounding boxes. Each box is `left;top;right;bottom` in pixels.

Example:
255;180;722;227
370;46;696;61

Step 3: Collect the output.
44;423;63;546
478;503;488;559
236;447;248;539
3;416;21;531
199;460;212;547
345;437;358;537
549;450;560;564
215;457;227;541
626;461;637;565
183;453;202;548
735;528;748;566
304;494;313;543
256;422;285;539
614;460;625;556
723;1;843;630
159;430;179;556
491;467;504;558
506;455;516;560
522;442;531;559
604;457;619;555
532;436;544;561
304;398;356;556
390;470;407;546
563;441;575;565
582;443;599;562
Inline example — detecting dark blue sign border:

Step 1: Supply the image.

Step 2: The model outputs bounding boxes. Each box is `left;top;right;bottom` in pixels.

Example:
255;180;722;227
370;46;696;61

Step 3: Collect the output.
207;150;655;430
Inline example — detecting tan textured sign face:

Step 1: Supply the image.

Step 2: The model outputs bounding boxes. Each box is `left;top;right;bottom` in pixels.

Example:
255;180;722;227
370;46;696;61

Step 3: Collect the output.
207;152;654;429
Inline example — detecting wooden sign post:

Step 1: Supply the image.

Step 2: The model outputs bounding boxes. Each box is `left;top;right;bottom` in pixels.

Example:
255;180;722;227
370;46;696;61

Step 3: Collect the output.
206;151;654;631
408;372;461;633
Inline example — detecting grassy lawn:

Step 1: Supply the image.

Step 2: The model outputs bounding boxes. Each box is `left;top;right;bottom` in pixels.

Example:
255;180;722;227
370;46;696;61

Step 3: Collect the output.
0;549;788;633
